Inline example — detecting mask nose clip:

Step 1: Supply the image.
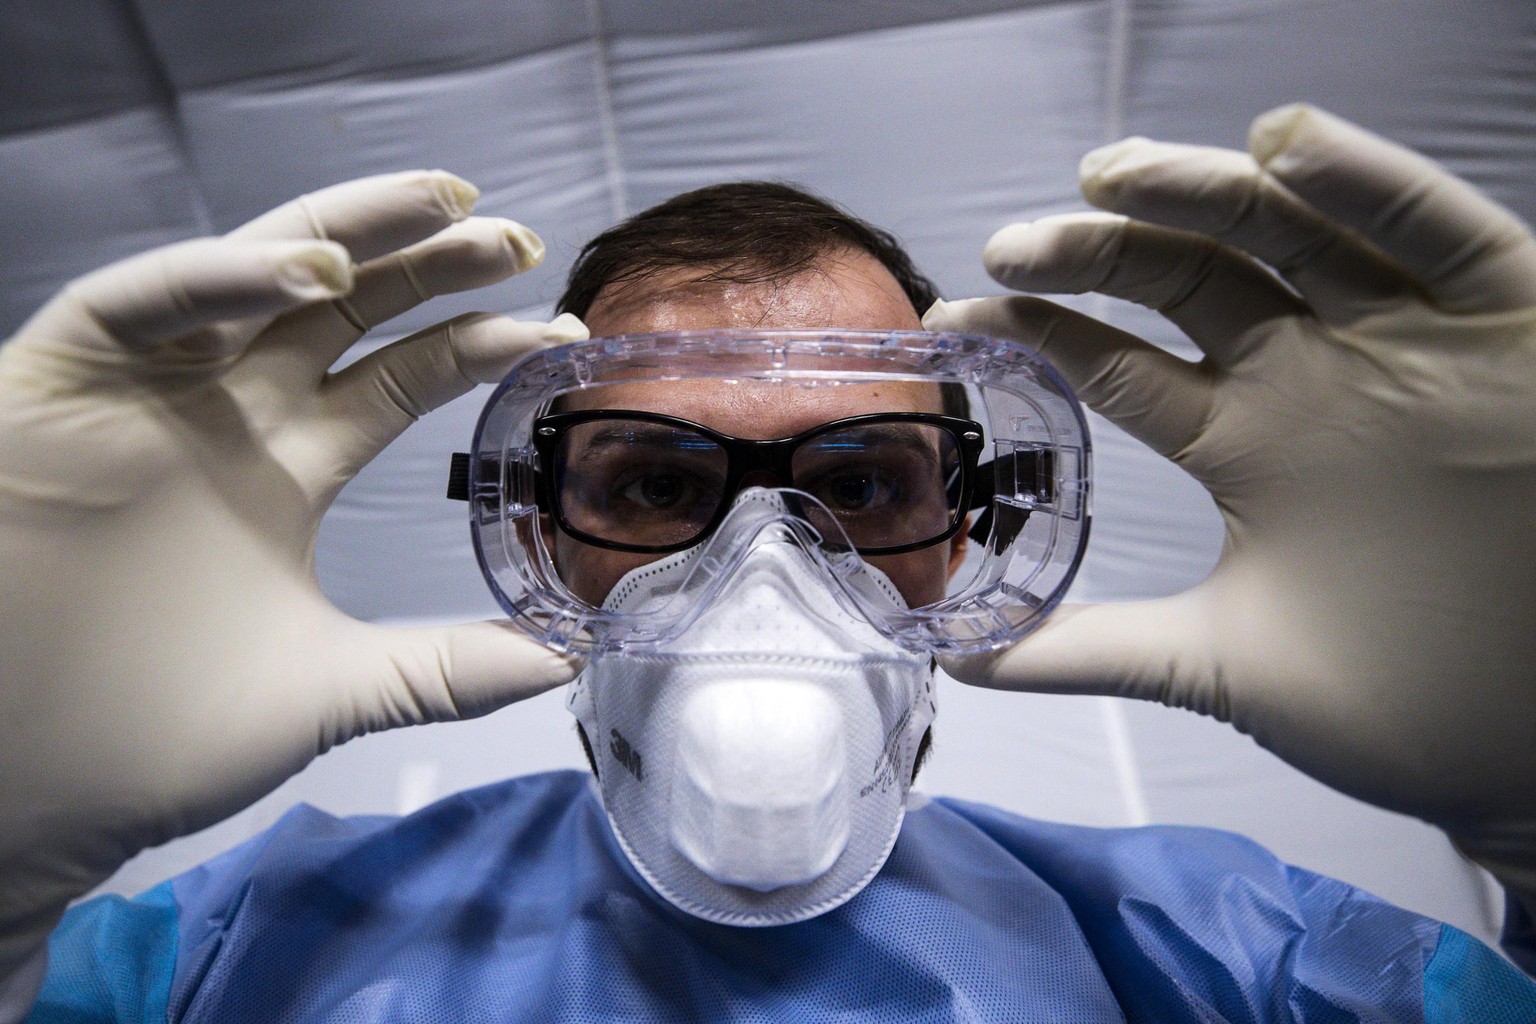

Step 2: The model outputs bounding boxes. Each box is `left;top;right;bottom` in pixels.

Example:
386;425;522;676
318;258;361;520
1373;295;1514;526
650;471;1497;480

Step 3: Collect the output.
659;488;830;586
603;486;910;654
706;486;831;549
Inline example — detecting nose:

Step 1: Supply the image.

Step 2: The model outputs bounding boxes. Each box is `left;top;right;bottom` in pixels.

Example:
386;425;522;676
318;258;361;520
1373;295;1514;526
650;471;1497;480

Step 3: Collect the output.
736;468;786;492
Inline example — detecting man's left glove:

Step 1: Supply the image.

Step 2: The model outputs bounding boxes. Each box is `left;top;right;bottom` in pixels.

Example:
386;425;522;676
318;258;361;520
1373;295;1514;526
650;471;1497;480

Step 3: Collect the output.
926;105;1536;911
0;172;587;979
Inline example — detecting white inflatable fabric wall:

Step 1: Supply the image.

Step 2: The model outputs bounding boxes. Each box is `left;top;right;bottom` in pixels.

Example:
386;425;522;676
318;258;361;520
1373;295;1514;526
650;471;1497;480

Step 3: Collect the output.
5;0;1532;946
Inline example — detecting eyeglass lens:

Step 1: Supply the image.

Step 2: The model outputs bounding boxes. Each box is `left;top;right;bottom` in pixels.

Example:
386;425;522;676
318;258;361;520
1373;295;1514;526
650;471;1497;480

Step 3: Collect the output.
552;417;962;551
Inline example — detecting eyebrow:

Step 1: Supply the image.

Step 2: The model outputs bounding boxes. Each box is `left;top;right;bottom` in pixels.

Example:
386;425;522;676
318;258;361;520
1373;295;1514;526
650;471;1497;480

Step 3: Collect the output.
574;425;722;454
804;425;943;456
567;419;948;456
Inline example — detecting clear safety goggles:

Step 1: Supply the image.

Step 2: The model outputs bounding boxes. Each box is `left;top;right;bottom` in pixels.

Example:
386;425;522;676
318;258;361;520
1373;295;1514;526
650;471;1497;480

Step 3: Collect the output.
448;330;1091;653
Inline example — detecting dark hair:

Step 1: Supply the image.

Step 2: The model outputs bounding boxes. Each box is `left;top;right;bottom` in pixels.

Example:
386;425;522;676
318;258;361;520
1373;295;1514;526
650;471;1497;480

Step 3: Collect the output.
556;181;940;321
556;182;965;419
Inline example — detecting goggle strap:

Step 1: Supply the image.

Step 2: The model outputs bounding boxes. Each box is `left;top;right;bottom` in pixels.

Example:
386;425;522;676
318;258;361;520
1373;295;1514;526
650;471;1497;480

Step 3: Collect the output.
445;453;506;506
446;452;471;501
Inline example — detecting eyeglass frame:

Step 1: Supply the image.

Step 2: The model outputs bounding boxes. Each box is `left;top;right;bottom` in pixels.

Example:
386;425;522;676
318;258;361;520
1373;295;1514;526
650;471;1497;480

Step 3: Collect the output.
529;409;987;556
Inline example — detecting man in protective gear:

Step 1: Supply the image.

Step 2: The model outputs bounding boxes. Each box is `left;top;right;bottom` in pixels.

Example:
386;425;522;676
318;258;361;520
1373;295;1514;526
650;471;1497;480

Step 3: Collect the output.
4;105;1535;1020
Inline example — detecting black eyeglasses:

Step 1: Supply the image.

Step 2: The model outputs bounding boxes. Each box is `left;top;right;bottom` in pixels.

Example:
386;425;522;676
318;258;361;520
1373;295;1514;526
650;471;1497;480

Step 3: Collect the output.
530;410;986;555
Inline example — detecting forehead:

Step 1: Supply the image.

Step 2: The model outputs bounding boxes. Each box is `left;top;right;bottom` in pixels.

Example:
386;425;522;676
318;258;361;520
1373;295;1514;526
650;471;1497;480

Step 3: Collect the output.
580;246;924;337
573;245;935;438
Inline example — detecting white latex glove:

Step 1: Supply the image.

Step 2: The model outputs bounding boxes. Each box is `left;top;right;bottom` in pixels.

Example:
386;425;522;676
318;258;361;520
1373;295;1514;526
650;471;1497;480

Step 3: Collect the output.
0;172;589;978
925;104;1536;903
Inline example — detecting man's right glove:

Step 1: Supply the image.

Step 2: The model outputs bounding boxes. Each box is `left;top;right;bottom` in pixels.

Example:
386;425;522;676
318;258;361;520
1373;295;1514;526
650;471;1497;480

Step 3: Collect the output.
925;104;1536;907
0;172;587;984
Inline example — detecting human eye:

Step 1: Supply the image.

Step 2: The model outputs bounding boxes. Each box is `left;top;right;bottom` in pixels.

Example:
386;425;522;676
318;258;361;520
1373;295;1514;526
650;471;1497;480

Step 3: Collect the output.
612;463;713;513
556;421;727;540
809;465;904;513
793;423;954;518
600;429;726;519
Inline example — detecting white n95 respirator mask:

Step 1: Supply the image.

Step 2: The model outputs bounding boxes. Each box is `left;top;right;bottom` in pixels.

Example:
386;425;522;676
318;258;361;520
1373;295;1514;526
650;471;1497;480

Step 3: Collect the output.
567;491;936;926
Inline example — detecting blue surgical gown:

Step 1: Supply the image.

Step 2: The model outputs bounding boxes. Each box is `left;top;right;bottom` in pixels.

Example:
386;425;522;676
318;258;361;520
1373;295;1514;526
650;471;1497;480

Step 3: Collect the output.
29;770;1536;1022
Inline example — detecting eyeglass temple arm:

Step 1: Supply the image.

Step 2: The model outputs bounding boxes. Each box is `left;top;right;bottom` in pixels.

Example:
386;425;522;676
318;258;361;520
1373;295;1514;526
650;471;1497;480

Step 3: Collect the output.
963;448;1055;547
445;452;544;505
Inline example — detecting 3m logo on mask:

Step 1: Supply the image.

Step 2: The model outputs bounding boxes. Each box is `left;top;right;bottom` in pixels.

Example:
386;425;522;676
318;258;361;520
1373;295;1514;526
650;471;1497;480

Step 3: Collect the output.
610;728;644;781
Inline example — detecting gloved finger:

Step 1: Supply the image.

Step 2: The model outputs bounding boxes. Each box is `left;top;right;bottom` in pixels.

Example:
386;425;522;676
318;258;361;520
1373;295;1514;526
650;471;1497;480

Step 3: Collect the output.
317;311;589;480
939;599;1220;714
924;295;1212;460
227;170;479;267
339;620;586;737
1077;138;1417;323
244;217;549;383
346;217;546;332
26;237;352;355
1250;103;1536;313
982;213;1305;365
